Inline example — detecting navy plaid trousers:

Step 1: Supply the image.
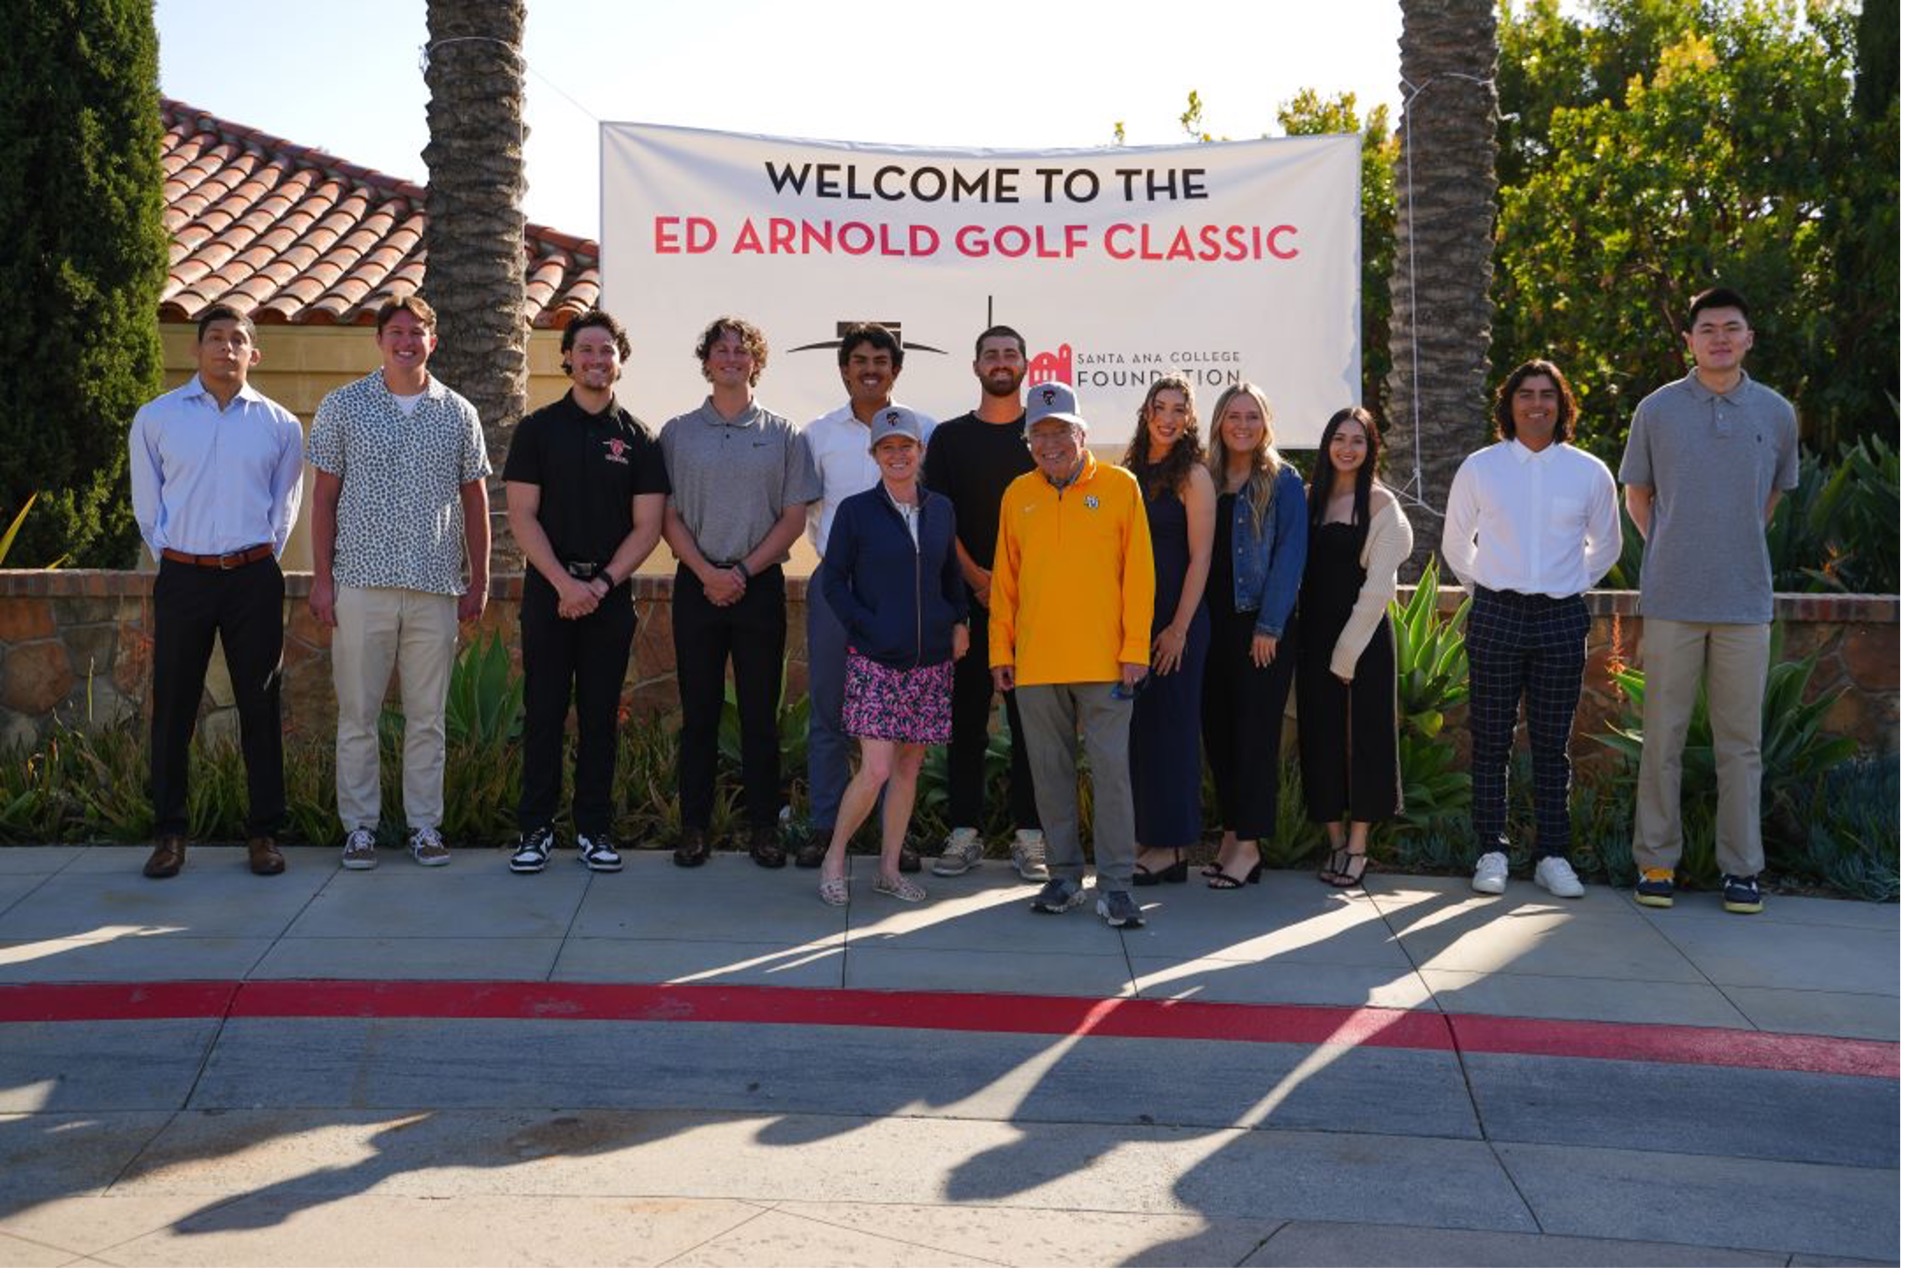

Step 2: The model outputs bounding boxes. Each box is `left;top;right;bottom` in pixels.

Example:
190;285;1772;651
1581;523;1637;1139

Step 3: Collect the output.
1464;587;1591;858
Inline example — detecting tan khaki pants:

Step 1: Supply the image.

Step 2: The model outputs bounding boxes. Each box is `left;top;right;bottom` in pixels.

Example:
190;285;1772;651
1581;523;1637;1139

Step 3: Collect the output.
1632;618;1768;878
332;585;458;832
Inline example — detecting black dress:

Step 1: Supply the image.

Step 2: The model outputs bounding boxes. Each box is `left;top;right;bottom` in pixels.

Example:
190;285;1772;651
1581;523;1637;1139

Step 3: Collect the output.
1295;520;1402;823
1130;486;1209;846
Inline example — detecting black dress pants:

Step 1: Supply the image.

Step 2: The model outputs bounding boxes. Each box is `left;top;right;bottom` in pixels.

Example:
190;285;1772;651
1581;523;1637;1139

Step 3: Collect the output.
672;562;786;831
1200;606;1295;841
518;573;636;836
946;602;1039;832
149;554;286;836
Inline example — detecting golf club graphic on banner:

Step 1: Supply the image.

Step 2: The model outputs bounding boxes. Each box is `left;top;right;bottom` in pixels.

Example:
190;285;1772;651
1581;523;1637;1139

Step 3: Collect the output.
602;123;1361;443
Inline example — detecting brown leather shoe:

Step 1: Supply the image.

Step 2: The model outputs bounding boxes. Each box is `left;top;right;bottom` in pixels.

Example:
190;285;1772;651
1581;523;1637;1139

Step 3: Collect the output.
748;825;787;869
673;827;711;868
144;834;187;879
247;836;286;876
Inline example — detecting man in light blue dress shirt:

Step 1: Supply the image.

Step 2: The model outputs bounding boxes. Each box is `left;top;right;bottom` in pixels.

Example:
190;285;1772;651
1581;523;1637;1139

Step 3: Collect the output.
129;304;305;879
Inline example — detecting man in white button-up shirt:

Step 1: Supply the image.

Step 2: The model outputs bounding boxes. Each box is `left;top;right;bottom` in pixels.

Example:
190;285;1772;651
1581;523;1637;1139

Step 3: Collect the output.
1442;359;1621;899
129;304;305;880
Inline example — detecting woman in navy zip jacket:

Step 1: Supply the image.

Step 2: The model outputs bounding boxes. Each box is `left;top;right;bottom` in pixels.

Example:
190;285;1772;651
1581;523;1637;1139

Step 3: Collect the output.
816;406;969;905
1201;382;1308;889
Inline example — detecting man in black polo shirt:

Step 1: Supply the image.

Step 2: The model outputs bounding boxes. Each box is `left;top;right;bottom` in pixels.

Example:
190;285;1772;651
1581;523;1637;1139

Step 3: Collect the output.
921;325;1048;881
503;309;669;873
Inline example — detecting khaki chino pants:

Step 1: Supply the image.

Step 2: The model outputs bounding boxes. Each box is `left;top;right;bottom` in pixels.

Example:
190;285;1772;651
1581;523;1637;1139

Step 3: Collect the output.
332;585;459;833
1632;617;1768;879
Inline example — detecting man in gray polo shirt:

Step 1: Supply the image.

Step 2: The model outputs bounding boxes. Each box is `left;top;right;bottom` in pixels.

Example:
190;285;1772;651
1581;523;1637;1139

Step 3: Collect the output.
658;316;821;868
1619;286;1798;915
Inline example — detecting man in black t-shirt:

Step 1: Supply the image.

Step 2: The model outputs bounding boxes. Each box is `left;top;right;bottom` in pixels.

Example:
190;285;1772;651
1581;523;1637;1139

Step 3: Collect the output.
502;309;669;873
921;325;1048;881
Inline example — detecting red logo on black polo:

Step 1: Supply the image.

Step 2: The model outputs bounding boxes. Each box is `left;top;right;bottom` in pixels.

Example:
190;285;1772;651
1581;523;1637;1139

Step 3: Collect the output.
604;437;629;465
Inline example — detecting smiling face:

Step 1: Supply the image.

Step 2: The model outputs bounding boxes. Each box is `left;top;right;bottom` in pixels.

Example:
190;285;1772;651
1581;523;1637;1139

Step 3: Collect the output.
1216;391;1269;460
1685;305;1754;380
1145;387;1191;458
842;340;898;410
1027;419;1085;483
376;310;436;381
1509;373;1561;450
566;324;622;395
702;327;758;394
872;433;920;484
194;317;259;393
1327;415;1369;474
973;334;1027;400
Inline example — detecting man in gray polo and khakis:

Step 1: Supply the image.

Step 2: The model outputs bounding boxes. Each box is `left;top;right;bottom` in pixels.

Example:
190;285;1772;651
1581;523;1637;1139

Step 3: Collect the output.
1620;285;1798;915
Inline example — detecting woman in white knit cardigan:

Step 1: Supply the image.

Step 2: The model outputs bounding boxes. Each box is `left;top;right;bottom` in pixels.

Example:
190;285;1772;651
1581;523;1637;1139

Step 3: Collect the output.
1295;406;1413;888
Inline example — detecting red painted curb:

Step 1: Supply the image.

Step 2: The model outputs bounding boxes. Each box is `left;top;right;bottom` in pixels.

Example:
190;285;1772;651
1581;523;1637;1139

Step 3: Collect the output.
0;980;1894;1079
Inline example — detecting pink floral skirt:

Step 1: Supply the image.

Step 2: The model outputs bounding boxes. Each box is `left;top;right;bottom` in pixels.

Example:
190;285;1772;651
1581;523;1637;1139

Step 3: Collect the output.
841;648;954;744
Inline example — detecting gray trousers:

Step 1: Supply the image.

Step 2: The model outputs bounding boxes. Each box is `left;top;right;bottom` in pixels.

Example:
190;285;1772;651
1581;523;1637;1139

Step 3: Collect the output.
1016;681;1135;892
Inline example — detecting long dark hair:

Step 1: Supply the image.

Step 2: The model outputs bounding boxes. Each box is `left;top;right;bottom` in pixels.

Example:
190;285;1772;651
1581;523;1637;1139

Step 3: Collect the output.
1492;359;1578;444
1121;375;1204;501
1306;405;1381;533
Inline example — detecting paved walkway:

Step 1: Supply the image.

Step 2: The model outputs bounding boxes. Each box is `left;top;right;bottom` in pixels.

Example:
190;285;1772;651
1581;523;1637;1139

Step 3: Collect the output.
0;844;1898;1266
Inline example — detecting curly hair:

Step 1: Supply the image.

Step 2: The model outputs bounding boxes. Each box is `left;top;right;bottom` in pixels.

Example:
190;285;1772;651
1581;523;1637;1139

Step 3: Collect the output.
695;316;769;386
1120;376;1205;502
1491;359;1578;444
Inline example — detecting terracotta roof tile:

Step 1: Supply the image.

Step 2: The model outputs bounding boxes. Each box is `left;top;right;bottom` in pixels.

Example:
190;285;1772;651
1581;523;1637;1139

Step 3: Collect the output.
159;98;597;328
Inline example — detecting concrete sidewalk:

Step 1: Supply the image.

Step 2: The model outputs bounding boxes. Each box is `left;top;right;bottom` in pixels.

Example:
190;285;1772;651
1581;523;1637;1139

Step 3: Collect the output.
0;845;1898;1266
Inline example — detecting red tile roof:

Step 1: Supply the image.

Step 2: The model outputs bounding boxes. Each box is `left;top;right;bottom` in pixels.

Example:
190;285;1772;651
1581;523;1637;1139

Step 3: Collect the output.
158;98;599;328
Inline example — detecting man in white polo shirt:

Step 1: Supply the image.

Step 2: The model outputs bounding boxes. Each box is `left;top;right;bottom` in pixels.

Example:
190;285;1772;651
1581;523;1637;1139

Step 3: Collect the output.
1443;358;1621;899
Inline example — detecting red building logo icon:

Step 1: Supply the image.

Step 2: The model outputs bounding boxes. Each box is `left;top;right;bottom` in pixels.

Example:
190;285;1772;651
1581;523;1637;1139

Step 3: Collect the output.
1029;343;1074;388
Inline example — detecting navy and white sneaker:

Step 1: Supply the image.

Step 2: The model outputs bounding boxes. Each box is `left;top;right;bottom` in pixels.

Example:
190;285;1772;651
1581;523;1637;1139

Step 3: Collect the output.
1029;878;1087;914
577;832;623;873
1097;889;1145;928
509;826;555;874
1720;873;1763;914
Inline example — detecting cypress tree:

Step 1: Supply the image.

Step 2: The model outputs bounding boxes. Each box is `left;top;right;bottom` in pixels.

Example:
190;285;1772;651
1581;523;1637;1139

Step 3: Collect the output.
0;0;167;566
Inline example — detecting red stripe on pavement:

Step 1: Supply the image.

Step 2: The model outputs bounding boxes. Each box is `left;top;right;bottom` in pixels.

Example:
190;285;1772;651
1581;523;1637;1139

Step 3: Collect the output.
0;979;1893;1079
1449;1013;1900;1079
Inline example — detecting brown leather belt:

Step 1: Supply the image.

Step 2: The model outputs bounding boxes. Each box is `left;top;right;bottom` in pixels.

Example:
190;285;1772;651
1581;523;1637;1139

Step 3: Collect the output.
160;544;273;569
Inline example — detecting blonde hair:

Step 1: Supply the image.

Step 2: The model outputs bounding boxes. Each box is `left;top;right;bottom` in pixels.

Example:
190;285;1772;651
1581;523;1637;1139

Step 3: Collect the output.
1206;381;1283;533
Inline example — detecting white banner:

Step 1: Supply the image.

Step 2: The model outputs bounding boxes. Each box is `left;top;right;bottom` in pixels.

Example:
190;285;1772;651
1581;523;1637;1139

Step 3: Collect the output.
601;123;1360;446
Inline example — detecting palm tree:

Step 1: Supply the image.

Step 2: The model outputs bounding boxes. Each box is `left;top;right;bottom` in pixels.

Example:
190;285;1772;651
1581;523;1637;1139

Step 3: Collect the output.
1384;0;1500;569
423;0;528;562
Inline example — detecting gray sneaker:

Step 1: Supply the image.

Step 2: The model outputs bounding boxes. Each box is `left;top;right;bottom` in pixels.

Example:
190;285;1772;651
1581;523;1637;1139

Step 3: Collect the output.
1097;889;1145;928
408;825;450;867
341;827;377;871
1029;877;1086;914
932;827;984;876
1011;829;1050;882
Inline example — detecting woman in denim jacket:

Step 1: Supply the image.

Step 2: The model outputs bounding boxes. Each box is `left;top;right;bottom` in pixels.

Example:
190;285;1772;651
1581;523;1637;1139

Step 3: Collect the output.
1200;383;1308;889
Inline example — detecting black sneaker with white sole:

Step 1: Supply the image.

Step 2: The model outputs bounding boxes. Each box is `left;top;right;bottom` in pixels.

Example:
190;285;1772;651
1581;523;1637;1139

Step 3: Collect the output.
509;826;555;874
1029;878;1087;914
577;832;623;873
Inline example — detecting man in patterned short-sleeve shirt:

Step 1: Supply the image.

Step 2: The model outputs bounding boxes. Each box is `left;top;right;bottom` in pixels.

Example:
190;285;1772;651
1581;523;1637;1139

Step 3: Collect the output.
307;293;492;871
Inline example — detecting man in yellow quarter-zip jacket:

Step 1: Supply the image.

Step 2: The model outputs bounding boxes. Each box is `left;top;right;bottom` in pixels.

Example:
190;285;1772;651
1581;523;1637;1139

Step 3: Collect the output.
990;381;1155;929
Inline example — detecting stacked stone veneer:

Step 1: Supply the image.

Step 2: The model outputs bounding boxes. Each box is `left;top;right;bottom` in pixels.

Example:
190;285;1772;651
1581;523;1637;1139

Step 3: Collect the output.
0;571;1897;761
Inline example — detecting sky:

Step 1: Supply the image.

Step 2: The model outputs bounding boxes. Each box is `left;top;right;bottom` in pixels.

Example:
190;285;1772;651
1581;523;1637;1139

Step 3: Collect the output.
153;0;1406;241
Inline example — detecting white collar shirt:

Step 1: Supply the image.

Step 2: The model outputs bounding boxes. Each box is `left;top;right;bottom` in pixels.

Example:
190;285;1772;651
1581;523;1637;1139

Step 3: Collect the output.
801;400;935;555
1440;438;1622;597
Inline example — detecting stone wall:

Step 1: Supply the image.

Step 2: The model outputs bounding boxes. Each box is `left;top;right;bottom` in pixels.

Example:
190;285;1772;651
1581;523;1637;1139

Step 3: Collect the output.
0;571;1897;761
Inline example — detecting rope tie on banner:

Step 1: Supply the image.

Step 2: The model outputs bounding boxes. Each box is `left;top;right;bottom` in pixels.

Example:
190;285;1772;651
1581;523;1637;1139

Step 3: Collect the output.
418;37;605;157
1394;68;1496;522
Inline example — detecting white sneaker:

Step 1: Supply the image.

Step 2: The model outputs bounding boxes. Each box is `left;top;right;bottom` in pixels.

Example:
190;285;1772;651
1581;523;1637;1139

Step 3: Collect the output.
1011;829;1050;882
932;827;984;877
1471;850;1509;895
1534;856;1585;898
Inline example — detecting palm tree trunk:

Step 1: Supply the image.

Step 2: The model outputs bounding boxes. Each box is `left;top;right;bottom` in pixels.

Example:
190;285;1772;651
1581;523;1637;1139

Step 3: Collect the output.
1385;0;1499;573
423;0;528;564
